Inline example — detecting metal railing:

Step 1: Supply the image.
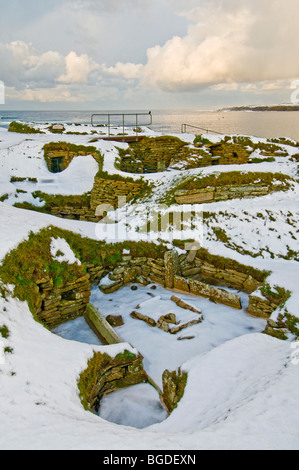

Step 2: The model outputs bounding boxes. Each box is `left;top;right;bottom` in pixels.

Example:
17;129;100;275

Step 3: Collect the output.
91;111;152;138
181;123;223;135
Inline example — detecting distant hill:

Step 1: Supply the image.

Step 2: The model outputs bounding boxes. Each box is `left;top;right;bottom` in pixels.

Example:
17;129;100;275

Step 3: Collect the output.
220;104;299;112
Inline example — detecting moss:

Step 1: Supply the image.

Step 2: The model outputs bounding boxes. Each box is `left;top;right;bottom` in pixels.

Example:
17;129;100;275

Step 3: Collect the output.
13;201;49;214
32;191;91;211
260;284;291;305
0;325;9;339
0;227;83;315
47;124;65;134
175;171;293;192
8;121;45;134
231;136;255;147
95;169;144;186
249;157;276;163
43;142;97;154
212;226;230;243
0;224;169;316
194;135;214;146
284;312;299;337
77;349;138;411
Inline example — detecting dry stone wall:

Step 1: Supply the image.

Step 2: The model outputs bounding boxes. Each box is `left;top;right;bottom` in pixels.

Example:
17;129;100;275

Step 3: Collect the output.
90;177;143;210
44;146;100;173
35;272;91;328
98;248;267;311
119;137;253;174
174;182;289;205
78;349;148;414
49;204;98;222
120;136;187;174
43;178;144;221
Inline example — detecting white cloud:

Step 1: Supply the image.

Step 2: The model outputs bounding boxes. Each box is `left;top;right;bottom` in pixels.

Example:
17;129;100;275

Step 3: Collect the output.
1;0;298;107
137;0;299;92
102;62;143;80
57;51;99;84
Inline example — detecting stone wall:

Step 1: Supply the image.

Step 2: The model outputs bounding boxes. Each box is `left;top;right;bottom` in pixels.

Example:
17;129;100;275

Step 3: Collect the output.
120;136;187;174
99;254;166;293
44;146;100;173
208;142;250;164
247;286;290;320
78;349;148;414
42;177;144;221
35;272;91;328
119;137;253;174
174;182;289;205
49;204;98;222
90;176;143;210
98;248;267;311
162;368;188;414
247;292;281;319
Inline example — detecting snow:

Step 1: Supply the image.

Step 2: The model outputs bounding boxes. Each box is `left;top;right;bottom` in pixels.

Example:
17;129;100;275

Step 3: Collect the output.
89;283;265;388
50;237;81;265
99;384;168;429
0;124;298;450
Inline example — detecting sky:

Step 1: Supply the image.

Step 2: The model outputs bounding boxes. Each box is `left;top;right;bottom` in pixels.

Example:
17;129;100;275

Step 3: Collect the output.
0;0;299;110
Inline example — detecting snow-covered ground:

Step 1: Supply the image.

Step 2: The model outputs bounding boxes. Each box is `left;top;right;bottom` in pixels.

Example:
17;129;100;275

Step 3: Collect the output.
0;123;298;450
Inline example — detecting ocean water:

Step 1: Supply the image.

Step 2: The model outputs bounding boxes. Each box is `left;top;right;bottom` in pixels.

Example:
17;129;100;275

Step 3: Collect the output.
1;109;299;140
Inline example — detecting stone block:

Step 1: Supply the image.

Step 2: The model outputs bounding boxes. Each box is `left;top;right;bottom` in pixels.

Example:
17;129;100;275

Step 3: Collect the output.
106;315;124;327
164;250;179;289
173;275;190;292
175;191;214;204
189;279;242;309
130;310;156;327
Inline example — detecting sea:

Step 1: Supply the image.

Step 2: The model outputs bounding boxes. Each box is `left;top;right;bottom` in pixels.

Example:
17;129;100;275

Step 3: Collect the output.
1;109;299;140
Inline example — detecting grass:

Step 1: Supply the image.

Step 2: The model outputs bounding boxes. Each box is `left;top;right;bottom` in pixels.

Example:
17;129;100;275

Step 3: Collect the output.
10;177;38;183
194;135;214;146
0;225;168;317
175;171;293;191
0;325;9;339
43;141;98;154
8;121;45;134
13;192;92;215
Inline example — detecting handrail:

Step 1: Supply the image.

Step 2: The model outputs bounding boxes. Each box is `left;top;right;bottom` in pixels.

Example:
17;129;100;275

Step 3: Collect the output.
91;111;152;138
181;123;223;135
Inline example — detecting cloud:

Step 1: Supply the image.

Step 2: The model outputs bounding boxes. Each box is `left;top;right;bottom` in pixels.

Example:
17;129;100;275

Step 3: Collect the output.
57;51;99;84
0;41;100;89
102;62;143;80
135;0;299;92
